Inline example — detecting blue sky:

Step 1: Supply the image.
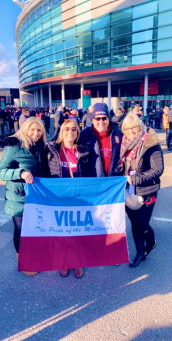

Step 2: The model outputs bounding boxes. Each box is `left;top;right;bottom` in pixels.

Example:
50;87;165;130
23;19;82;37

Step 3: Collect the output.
0;0;21;88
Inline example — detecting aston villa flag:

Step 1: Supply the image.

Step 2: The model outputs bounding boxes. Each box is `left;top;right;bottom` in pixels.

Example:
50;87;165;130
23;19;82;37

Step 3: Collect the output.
18;177;129;272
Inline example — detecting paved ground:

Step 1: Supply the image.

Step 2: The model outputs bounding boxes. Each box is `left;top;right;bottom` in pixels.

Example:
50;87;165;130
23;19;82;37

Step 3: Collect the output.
0;131;171;341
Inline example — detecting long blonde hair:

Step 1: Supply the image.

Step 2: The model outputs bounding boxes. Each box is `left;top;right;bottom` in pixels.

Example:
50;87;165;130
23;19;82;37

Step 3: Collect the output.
12;117;46;149
57;119;80;147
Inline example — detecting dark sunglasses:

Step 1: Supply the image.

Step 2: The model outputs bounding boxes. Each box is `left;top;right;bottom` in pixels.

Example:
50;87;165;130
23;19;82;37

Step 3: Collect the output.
93;116;108;121
63;127;77;132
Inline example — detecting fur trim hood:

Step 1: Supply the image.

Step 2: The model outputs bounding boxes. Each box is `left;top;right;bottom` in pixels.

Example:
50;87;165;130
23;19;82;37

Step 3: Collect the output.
143;128;159;149
0;137;21;148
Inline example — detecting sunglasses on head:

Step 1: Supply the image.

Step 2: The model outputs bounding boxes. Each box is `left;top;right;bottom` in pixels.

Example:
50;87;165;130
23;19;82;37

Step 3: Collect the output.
93;116;108;121
63;127;77;132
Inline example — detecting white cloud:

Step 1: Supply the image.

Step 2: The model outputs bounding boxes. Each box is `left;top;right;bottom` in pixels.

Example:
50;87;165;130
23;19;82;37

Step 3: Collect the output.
0;43;19;88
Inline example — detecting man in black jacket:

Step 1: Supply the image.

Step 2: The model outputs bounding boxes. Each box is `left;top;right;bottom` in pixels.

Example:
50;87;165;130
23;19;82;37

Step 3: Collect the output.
79;103;122;177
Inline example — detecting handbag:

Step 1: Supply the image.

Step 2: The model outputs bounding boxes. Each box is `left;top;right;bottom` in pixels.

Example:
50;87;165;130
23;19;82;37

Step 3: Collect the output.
125;188;144;210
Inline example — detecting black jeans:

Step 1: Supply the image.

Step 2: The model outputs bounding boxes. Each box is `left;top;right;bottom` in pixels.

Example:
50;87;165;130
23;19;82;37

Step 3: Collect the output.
126;202;155;255
166;128;172;149
12;216;23;253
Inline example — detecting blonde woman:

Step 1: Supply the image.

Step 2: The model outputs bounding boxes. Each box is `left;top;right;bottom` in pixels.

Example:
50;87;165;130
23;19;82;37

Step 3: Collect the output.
0;117;49;275
116;114;164;267
47;119;92;277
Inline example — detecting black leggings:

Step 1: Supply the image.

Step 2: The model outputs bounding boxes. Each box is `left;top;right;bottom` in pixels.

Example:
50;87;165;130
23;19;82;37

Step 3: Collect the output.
126;202;155;254
12;216;23;253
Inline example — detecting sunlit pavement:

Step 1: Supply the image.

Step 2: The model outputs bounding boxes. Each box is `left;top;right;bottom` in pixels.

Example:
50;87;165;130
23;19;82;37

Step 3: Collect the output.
0;131;172;341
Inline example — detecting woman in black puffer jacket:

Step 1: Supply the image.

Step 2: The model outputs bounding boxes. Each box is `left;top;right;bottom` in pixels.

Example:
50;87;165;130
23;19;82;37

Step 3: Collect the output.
117;113;164;267
47;119;92;278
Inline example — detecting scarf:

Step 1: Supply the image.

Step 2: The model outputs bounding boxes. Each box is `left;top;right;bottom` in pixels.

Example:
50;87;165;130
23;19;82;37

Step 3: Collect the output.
119;129;149;175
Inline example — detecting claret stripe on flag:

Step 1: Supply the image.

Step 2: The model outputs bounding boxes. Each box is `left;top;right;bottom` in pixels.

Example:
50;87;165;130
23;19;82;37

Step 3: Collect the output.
18;176;129;272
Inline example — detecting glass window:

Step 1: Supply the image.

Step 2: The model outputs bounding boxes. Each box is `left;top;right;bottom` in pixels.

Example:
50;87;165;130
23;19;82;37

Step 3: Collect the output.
80;44;92;54
157;38;172;51
132;30;153;44
159;11;172;26
132;54;152;65
51;6;61;17
157;50;172;62
65;57;78;66
42;11;51;22
54;51;64;60
92;14;110;30
94;40;110;52
45;54;54;63
64;48;78;58
112;34;132;47
64;38;77;49
52;32;63;43
77;21;91;33
35;25;42;34
78;32;92;45
65;66;77;74
159;0;172;12
133;16;154;32
132;42;153;55
93;60;110;71
44;29;52;38
93;28;110;41
43;21;51;30
79;52;92;62
37;49;44;58
78;63;92;73
53;42;64;52
112;21;132;37
52;24;62;34
111;8;132;24
44;37;52;46
133;1;157;19
63;27;76;39
35;17;42;27
54;60;64;68
44;45;53;55
52;16;61;26
158;26;172;39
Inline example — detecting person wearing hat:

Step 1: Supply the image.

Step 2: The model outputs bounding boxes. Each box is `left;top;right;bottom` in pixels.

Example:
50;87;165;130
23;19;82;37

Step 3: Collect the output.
79;103;122;177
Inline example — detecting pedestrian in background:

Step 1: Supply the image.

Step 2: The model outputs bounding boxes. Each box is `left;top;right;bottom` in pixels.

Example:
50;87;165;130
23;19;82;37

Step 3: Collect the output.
51;106;64;141
19;108;30;128
82;105;94;129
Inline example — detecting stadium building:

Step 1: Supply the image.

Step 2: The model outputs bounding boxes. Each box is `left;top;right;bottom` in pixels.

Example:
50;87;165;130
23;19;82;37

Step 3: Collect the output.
14;0;172;112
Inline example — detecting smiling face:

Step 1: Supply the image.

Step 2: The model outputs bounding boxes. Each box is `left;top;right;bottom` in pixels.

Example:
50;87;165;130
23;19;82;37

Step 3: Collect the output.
62;121;78;145
123;124;141;140
92;115;109;133
26;123;43;142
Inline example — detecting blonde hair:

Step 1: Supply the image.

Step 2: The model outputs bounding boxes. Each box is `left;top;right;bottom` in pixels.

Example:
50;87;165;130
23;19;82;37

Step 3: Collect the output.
12;117;46;149
122;113;146;134
56;119;80;146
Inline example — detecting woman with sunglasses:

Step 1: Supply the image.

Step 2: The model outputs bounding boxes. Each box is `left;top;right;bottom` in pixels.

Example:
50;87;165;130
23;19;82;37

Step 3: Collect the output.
47;119;92;278
117;113;164;267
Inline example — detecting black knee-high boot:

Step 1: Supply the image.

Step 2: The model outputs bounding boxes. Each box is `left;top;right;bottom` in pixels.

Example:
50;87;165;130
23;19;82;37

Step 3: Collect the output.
129;226;146;268
144;225;156;256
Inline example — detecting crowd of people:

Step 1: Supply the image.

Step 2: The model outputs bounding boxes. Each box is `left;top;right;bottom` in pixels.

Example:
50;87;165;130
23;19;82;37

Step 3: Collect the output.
0;101;166;277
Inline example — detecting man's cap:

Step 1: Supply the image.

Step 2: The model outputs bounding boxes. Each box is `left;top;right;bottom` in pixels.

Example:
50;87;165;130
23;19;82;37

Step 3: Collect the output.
92;103;110;118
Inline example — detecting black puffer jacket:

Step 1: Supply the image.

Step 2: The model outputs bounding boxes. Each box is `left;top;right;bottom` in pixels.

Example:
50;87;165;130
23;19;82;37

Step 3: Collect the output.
78;124;122;177
47;142;93;177
129;128;164;197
